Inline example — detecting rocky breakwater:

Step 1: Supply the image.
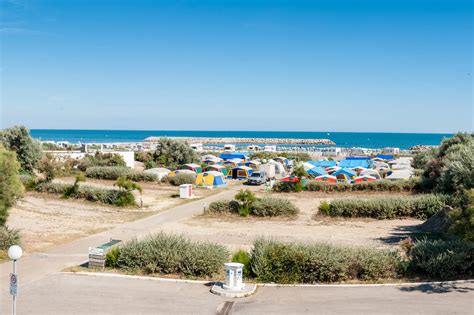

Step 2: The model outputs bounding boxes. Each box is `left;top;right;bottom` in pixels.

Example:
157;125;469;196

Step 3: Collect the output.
143;136;336;145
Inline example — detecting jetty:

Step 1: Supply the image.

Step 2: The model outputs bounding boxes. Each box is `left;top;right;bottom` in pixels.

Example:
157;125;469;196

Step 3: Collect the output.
143;136;335;145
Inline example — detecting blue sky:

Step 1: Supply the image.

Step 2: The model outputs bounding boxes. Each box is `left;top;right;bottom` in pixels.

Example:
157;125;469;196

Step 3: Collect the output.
1;0;472;133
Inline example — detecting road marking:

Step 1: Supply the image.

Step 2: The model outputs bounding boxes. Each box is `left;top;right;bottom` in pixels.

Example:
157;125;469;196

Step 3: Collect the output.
216;301;234;315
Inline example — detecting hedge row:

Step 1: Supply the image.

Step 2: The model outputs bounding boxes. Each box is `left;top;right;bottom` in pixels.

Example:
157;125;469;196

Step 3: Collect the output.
250;238;400;283
161;173;196;186
111;233;229;277
85;166;157;182
320;194;445;219
207;197;299;217
408;239;474;279
106;233;473;282
273;179;416;193
35;182;136;207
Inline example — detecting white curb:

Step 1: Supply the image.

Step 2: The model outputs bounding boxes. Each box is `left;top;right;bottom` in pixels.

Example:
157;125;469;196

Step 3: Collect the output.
61;272;473;288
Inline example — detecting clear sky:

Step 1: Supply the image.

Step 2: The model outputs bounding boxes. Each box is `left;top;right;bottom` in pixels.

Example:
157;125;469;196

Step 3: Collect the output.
1;0;472;133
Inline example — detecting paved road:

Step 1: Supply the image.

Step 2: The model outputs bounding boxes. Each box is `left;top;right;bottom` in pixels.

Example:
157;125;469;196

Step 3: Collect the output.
0;186;241;301
2;273;473;314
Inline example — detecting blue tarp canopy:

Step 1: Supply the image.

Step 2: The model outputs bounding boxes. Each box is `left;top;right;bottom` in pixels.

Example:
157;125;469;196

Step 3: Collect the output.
376;155;394;160
333;168;357;177
308;160;337;168
219;152;249;160
346;156;370;160
307;167;327;176
338;159;371;168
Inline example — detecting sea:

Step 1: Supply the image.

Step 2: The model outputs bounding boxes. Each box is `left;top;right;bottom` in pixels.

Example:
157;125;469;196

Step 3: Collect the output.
29;129;453;150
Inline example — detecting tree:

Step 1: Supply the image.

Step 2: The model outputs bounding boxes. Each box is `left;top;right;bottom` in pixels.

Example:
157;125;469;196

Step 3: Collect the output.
0;145;24;225
0;126;43;174
235;189;257;217
448;189;474;241
419;133;474;195
115;176;142;193
37;154;61;182
292;165;308;178
152;138;196;169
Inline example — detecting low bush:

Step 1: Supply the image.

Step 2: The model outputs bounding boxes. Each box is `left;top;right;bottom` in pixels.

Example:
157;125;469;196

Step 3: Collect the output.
232;249;252;278
206;200;239;214
105;247;121;268
161;173;196;186
86;166;157;182
77;152;126;171
250;238;400;283
36;182;136;207
116;232;229;277
272;181;305;193
19;174;40;191
207;197;298;217
321;194;445;219
252;197;299;217
408;239;474;279
0;225;21;250
303;180;416;193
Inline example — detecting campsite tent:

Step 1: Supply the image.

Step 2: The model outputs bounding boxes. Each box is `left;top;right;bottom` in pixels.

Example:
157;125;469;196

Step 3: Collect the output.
360;169;381;180
202;156;223;165
204;164;228;176
228;166;253;180
339;159;372;169
273;157;289;167
352;166;368;174
223;158;244;168
144;167;171;180
354;175;377;183
386;170;414;180
307;166;327;177
280;176;301;183
219;152;249;160
268;160;286;177
333;168;357;183
325;166;341;174
245;160;261;170
195;171;226;188
314;175;337;183
308;160;337;168
178;163;202;173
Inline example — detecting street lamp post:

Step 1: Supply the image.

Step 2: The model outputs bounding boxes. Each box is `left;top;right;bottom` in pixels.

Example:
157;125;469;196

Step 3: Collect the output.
8;245;23;315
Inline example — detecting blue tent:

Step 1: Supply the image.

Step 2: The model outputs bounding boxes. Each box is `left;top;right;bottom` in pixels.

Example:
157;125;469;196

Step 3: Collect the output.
333;168;357;177
338;159;372;168
307;167;327;177
308;160;337;168
219;152;249;160
376;155;394;161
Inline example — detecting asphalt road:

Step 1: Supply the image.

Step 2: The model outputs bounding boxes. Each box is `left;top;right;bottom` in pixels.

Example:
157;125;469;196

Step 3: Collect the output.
2;273;473;314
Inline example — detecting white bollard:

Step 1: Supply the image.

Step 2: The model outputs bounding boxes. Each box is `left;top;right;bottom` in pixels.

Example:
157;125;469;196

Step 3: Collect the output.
223;262;244;291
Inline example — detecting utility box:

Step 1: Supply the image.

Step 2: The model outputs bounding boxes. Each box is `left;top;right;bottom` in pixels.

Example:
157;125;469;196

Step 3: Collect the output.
88;239;121;268
223;262;244;290
179;184;193;199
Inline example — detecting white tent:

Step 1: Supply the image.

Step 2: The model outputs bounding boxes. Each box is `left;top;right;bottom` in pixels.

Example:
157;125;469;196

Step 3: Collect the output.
268;160;286;177
386;169;414;180
144;167;171;180
360;169;381;180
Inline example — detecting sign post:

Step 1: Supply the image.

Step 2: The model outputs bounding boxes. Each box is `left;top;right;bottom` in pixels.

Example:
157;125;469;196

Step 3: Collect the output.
8;245;22;315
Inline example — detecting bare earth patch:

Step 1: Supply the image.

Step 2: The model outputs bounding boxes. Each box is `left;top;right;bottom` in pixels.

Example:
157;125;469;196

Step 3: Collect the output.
6;178;218;253
157;190;422;251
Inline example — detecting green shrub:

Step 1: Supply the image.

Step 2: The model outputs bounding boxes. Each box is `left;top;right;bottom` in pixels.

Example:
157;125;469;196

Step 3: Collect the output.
319;201;331;216
321;194;445;219
77;152;126;171
304;180;415;193
272;180;305;193
161;173;196;186
20;174;39;191
250;238;400;283
207;200;239;214
252;197;299;217
36;182;136;207
0;226;21;250
235;189;257;217
85;166;157;182
232;249;252;278
116;232;229;277
105;247;121;268
408;239;474;279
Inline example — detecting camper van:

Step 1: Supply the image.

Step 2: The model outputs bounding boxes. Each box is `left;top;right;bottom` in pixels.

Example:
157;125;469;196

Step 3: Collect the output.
223;144;236;152
264;145;277;152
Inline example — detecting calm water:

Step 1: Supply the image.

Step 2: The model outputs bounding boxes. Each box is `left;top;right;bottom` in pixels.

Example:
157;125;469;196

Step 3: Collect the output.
30;129;452;149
